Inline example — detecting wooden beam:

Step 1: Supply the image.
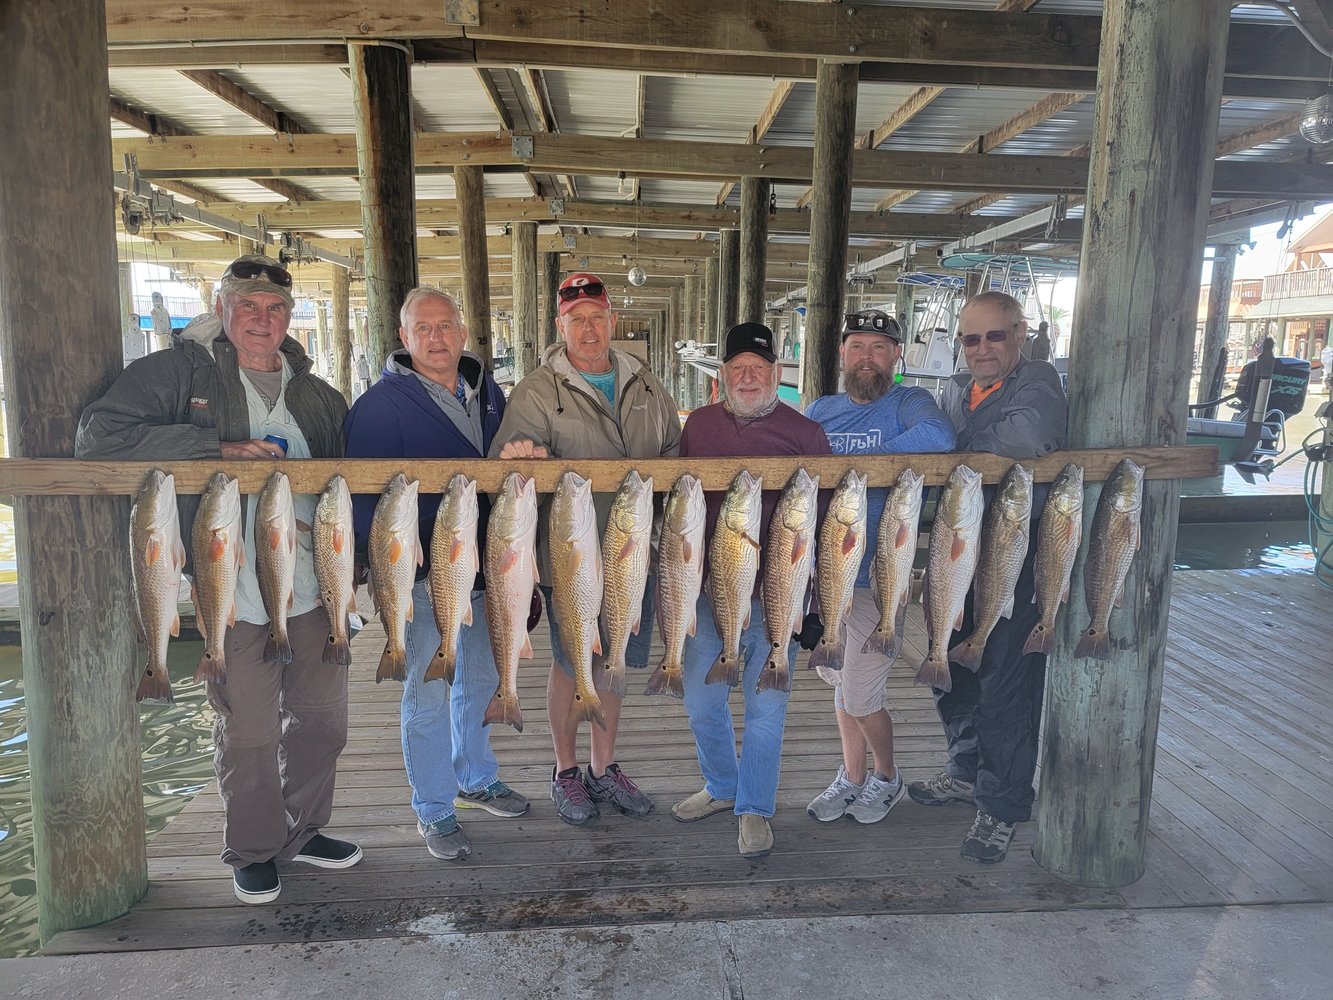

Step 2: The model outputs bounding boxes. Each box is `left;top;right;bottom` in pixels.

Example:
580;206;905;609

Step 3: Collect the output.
738;177;770;325
717;228;740;332
1289;0;1333;52
177;69;307;135
511;221;539;380
331;266;352;404
109;95;188;137
716;80;796;207
474;67;542;197
0;447;1220;497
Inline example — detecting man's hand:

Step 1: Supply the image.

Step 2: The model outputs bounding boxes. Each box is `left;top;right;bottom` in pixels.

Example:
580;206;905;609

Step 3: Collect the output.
221;439;286;460
497;439;549;459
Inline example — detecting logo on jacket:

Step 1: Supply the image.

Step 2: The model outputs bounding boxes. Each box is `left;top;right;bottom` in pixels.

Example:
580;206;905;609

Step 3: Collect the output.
189;397;210;410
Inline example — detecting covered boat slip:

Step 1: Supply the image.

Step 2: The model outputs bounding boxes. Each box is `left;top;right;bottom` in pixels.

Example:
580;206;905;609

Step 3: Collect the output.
43;567;1332;954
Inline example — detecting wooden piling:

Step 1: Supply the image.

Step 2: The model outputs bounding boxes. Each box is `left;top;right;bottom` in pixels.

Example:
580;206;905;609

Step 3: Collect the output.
511;221;538;381
455;165;493;365
718;228;740;334
739;177;771;325
331;267;352;404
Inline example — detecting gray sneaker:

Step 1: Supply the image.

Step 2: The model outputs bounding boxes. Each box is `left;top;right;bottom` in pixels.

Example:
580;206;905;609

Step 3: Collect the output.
417;816;471;861
584;763;655;819
456;779;530;818
845;771;906;824
807;766;863;822
960;810;1015;864
907;770;975;806
552;766;599;826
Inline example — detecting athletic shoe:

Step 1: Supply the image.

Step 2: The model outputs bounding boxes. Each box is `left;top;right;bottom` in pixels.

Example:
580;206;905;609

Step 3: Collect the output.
806;766;864;822
551;766;599;826
844;771;906;824
418;817;472;861
233;860;280;904
584;763;655;819
960;810;1015;864
907;770;975;807
456;779;530;818
291;834;363;869
738;814;774;858
671;788;735;823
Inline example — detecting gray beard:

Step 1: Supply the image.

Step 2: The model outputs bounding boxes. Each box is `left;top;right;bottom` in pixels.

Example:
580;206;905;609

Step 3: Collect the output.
845;366;891;403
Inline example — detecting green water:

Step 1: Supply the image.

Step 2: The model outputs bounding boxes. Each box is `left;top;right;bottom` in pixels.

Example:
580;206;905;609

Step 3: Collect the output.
0;642;215;959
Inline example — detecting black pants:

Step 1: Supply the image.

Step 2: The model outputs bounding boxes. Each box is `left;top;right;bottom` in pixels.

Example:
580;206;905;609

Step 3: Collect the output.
931;540;1047;825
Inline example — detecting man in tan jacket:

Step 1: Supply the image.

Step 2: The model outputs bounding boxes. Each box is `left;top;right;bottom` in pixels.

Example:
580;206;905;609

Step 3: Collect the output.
491;272;681;825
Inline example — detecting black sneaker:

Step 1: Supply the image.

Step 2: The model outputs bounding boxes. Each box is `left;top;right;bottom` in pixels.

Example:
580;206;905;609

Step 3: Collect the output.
584;763;655;819
960;810;1015;864
292;834;363;869
551;766;599;826
907;770;975;807
233;860;280;904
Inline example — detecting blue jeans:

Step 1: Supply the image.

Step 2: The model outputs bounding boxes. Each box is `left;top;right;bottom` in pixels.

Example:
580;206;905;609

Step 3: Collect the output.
401;581;500;830
680;594;794;817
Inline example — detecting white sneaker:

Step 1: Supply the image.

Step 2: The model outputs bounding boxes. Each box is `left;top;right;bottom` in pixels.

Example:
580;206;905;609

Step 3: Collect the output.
806;766;864;822
845;771;906;824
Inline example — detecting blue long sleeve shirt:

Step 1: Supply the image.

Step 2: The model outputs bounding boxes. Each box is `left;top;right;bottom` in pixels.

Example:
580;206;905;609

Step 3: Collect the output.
806;385;956;586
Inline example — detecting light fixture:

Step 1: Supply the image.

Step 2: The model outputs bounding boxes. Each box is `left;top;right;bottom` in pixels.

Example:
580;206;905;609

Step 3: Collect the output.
628;265;647;286
1300;92;1333;143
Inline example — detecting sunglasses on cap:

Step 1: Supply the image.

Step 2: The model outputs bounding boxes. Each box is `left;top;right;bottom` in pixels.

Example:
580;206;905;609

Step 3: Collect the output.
558;281;606;303
957;323;1019;348
843;311;900;335
222;259;293;289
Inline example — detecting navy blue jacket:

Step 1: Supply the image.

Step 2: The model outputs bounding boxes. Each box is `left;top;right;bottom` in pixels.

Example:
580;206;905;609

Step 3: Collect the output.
344;350;505;585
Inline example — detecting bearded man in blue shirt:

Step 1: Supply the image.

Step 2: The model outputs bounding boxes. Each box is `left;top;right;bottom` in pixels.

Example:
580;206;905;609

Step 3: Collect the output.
805;310;955;826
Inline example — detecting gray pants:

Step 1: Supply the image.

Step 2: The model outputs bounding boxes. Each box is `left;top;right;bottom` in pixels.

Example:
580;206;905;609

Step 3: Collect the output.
206;609;349;867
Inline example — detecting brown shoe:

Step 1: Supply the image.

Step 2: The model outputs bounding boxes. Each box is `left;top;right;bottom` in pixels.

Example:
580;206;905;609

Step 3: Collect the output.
672;788;735;823
738;814;773;858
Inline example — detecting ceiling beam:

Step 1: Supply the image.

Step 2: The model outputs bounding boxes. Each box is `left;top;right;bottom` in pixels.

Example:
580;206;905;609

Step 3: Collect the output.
177;69;307;135
716;80;797;207
111;131;1333;200
474;67;543;198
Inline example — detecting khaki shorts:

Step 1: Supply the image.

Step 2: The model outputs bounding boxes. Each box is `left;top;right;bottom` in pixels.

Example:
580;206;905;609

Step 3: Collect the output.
832;587;898;717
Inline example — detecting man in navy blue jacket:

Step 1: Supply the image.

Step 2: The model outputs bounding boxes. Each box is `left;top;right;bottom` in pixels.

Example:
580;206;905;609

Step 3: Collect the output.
344;288;528;862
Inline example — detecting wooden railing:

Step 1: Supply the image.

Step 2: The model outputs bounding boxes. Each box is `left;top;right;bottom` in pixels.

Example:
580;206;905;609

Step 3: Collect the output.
1261;268;1333;301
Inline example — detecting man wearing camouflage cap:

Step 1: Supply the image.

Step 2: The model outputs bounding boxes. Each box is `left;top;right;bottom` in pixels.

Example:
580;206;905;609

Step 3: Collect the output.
77;254;357;905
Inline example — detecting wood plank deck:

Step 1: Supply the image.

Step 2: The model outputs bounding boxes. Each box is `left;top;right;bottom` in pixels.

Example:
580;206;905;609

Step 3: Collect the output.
46;568;1332;953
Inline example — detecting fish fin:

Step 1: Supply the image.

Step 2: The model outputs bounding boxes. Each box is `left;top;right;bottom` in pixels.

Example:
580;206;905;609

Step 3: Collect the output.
1112;581;1127;609
571;690;608;731
616;537;640;564
705;653;740;687
296;519;312;534
949;532;966;562
592;633;603;656
688;611;697;638
263;628;293;666
332;526;347;554
948;634;985;673
895;522;912;548
1000;593;1015;619
1022;622;1055;657
1074;626;1112;661
406;599;414;622
286;589;294;610
644;661;685;699
597;664;627;698
145;537;162;566
741;532;762;551
755;654;791;694
860;627;899;658
191;586;205;637
226;601;237;627
742;607;752;629
173;538;187;571
136;665;174;703
193;647;226;686
808;639;843;672
682;538;693;563
842;529;859;556
520;633;534;659
953;609;965;631
630;612;642;636
791;533;809;564
462;601;473;627
425;643;455;684
323;631;352;667
170;611;181;638
267;525;282;551
376;642;408;683
914;654;953;692
1060;583;1070;605
500;546;519;572
483;692;524;733
451;537;466;563
389;538;403;563
570;548;584;575
415;541;424;567
208;534;226;562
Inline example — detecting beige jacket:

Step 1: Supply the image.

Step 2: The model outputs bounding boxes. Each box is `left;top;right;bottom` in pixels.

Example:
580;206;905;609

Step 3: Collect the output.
490;343;681;581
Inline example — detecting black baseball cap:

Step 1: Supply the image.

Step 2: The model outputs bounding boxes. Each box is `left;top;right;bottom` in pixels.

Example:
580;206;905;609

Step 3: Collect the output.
722;322;778;364
841;309;903;343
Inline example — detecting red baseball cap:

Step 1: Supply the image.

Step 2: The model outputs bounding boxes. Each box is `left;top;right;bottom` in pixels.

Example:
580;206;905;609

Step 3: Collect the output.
557;272;612;316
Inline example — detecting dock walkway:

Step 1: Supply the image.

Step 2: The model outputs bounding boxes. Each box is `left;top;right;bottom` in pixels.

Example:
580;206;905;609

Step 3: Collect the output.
44;567;1333;953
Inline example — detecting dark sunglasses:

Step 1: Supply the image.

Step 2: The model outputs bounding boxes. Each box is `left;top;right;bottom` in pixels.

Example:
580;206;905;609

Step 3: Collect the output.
558;281;605;303
223;260;293;288
957;323;1018;348
843;311;900;336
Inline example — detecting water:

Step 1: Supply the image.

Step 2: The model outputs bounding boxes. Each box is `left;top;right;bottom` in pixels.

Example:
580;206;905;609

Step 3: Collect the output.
0;642;215;959
1174;519;1316;571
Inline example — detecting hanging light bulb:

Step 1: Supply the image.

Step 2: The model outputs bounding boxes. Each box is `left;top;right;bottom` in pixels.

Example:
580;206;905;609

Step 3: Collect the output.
628;265;647;286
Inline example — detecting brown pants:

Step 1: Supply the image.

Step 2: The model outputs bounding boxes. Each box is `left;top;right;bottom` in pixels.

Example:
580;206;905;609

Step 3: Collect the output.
206;609;349;867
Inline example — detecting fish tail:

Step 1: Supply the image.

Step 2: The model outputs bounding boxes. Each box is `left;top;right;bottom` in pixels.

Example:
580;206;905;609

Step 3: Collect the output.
263;625;292;666
914;652;953;692
756;652;791;694
597;661;627;697
860;626;899;658
193;644;227;685
1022;621;1055;657
644;661;685;699
483;692;524;733
572;690;608;731
947;633;985;673
705;652;740;687
808;638;844;672
424;642;456;684
1074;625;1112;661
376;642;408;683
322;625;352;667
136;663;174;703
